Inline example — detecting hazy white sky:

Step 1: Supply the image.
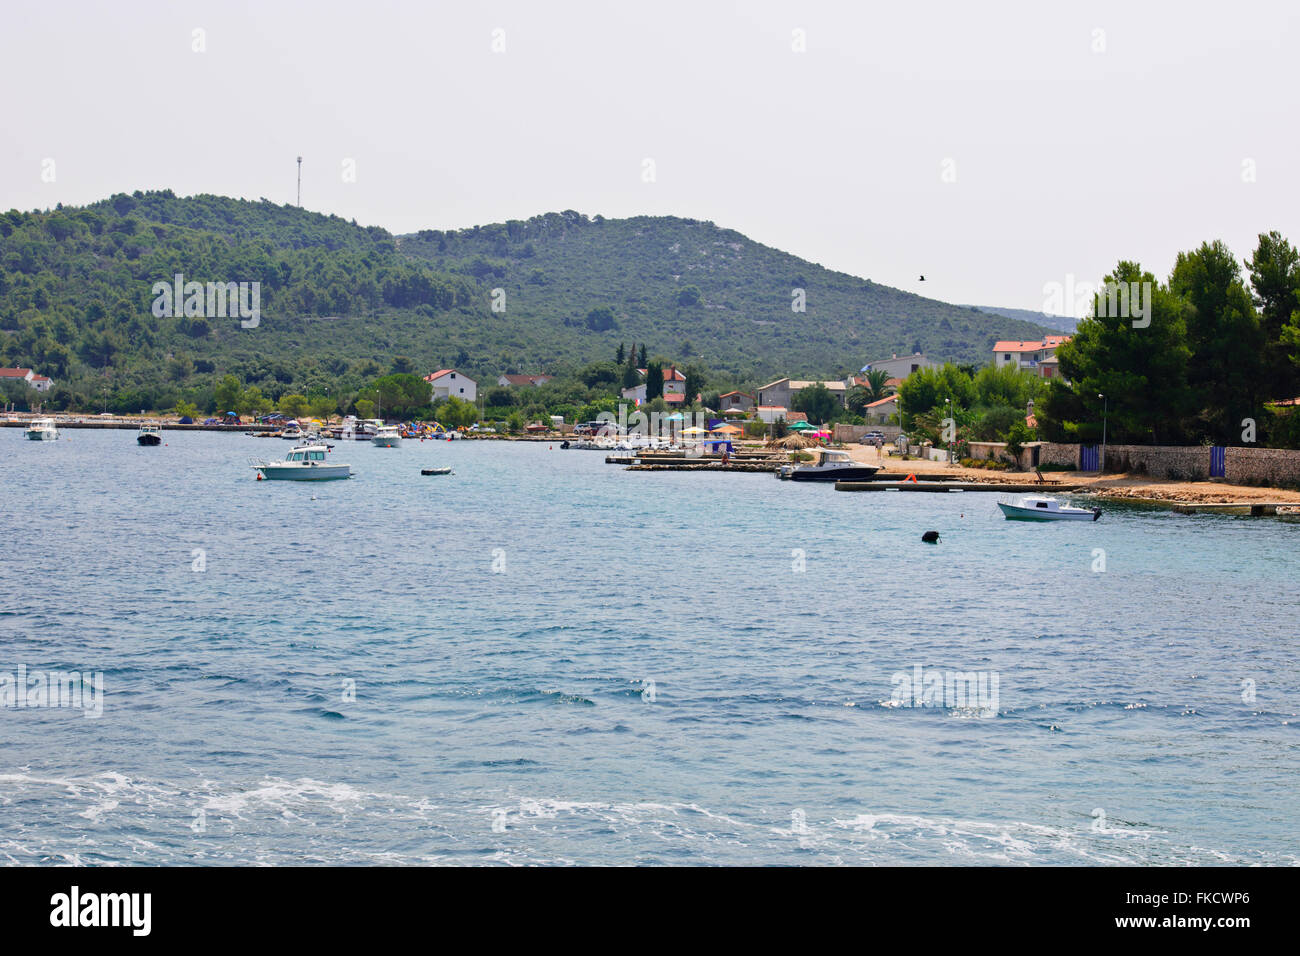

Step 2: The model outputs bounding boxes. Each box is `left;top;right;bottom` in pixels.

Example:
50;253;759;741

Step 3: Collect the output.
2;0;1296;313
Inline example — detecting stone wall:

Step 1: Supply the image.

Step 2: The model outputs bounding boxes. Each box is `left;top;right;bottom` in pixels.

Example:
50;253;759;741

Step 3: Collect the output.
1225;446;1300;486
1103;444;1210;480
833;423;903;443
1039;442;1079;467
1036;442;1300;487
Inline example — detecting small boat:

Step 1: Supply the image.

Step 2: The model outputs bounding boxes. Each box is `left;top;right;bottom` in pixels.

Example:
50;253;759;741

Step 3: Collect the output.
250;444;352;481
137;423;162;446
421;467;453;476
24;418;58;441
372;425;402;448
778;448;881;482
280;421;304;440
998;495;1100;521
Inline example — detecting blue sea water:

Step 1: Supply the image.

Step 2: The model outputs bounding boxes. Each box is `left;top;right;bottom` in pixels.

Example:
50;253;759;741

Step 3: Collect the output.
1;430;1297;865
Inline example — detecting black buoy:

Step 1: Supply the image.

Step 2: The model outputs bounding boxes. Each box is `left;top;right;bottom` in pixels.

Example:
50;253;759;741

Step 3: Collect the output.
921;530;940;543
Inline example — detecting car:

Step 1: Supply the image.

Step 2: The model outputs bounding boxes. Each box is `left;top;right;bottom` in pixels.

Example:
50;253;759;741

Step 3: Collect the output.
860;431;885;443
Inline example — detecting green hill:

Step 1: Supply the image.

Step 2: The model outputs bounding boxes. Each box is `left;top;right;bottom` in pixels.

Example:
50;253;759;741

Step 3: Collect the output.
0;191;1052;410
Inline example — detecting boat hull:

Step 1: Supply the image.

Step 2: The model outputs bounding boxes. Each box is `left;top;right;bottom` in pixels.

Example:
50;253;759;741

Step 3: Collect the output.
997;502;1098;521
25;430;56;441
254;464;352;481
137;434;162;446
786;466;881;482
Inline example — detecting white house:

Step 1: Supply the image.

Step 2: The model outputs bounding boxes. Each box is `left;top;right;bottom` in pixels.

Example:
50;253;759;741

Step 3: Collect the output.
621;366;687;405
859;353;934;380
425;369;477;402
992;336;1070;378
0;368;53;392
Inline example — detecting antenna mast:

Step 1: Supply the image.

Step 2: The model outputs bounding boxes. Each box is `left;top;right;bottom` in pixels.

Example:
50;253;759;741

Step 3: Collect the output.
296;156;302;206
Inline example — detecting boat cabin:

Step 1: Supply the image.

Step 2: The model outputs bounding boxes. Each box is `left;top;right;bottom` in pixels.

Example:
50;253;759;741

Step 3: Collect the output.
287;447;329;463
816;449;854;466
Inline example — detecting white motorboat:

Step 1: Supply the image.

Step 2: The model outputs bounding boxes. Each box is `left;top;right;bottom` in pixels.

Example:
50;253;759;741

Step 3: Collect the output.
777;448;881;482
137;423;162;445
997;495;1100;521
24;418;58;441
280;420;304;440
372;425;402;447
250;444;352;481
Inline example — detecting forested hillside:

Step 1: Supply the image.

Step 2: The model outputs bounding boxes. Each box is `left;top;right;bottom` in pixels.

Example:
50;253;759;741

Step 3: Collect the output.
0;191;1051;411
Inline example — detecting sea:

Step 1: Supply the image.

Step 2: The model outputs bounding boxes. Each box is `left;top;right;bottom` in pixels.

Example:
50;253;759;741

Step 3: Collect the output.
1;430;1297;865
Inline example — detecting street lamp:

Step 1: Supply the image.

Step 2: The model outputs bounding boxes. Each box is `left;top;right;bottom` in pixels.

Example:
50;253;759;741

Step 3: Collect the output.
1098;393;1108;473
945;397;954;464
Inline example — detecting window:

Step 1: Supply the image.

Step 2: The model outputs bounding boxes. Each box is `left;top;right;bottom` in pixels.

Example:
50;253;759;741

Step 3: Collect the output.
292;453;303;461
1036;502;1048;509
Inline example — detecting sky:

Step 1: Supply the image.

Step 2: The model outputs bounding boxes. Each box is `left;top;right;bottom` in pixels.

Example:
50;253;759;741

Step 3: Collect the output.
2;0;1297;315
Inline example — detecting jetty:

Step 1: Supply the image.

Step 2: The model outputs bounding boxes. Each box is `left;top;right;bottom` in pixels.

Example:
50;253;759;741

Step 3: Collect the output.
835;480;1086;493
626;461;780;473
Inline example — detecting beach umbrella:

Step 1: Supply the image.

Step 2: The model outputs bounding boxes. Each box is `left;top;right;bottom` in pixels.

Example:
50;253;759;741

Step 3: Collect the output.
787;420;814;431
681;426;708;434
713;424;742;435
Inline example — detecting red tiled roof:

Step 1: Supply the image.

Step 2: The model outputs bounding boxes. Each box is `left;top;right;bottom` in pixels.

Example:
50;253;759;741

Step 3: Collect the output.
785;411;809;423
718;390;753;400
638;367;686;382
993;336;1071;353
425;369;474;383
0;368;33;378
663;392;685;403
866;395;899;408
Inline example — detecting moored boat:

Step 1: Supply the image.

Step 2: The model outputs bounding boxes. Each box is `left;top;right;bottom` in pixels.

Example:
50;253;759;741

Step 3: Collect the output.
778;448;881;482
250;444;352;481
24;417;58;441
137;423;162;445
997;495;1100;521
372;425;402;447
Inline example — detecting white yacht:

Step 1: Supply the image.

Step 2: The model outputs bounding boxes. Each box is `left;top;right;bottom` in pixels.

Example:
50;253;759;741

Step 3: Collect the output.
24;418;58;441
777;448;881;482
250;444;352;481
998;495;1100;521
280;420;304;440
136;423;162;445
372;425;402;447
